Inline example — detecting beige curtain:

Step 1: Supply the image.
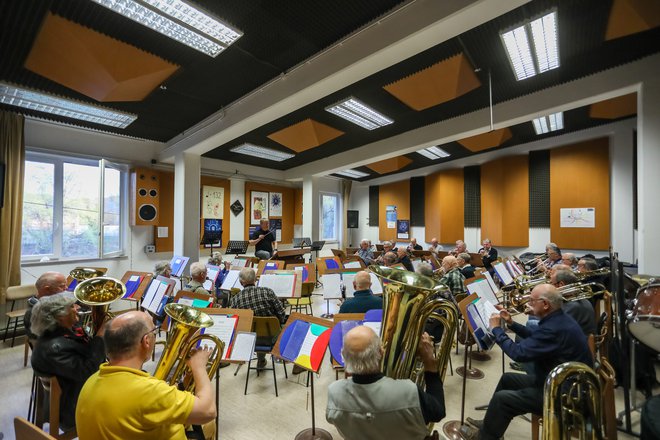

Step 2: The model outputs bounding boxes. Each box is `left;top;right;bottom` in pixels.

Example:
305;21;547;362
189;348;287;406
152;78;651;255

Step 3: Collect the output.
340;179;352;250
0;111;25;304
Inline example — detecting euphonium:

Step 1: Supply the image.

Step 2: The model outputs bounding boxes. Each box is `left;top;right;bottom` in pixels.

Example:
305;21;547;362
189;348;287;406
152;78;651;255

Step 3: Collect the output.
74;276;125;334
153;304;224;392
558;282;608;302
542;361;604;440
369;265;458;384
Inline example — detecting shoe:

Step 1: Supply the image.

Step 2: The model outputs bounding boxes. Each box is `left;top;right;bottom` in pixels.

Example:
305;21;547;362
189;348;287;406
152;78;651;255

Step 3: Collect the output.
256;359;267;370
509;361;525;371
459;424;480;440
466;417;483;430
292;365;305;375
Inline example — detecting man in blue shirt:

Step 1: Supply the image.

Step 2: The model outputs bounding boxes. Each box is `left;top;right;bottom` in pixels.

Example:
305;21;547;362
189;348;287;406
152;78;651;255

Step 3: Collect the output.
339;271;382;314
463;284;593;440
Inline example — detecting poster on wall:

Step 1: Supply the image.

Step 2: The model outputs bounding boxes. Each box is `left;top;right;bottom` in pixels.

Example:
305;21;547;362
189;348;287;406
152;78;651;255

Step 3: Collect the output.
386;205;397;229
396;220;409;239
269;192;283;217
251;191;269;225
269;218;282;242
202;185;224;219
202;219;222;248
560;208;596;228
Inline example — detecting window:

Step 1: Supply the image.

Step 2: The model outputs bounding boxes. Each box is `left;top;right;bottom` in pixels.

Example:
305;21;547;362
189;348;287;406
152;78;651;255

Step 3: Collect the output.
320;193;340;242
21;152;127;261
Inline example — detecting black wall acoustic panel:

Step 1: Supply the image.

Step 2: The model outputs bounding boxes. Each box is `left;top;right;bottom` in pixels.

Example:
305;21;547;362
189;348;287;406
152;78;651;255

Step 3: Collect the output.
347;210;359;228
410;176;425;226
369;186;379;226
529;150;550;227
464;166;481;227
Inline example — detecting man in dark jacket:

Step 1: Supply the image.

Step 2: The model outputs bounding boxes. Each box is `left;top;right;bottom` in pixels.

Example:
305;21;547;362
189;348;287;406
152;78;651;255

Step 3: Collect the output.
24;271;68;345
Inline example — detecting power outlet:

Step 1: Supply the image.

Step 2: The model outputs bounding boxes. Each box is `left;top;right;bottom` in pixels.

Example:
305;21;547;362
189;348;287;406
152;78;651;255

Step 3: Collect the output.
144;244;156;253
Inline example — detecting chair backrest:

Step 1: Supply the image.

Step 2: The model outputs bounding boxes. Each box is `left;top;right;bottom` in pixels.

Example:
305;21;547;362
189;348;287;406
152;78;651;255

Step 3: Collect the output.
6;284;37;301
14;417;58;440
252;316;282;339
33;374;76;439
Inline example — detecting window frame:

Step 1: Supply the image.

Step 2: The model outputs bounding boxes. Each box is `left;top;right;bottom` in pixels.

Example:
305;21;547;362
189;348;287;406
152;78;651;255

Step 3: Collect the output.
319;192;341;243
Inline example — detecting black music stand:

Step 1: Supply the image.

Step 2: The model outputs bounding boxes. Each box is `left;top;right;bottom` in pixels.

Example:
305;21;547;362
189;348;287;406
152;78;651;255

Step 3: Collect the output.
293;237;311;249
225;240;249;256
310;241;325;288
201;230;222;256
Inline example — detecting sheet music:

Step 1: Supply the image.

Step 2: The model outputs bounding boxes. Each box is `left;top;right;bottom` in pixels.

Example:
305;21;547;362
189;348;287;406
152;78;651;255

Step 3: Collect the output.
141;279;162;310
258;273;296;297
203;266;220;291
201;315;238;359
342;273;357;298
493;262;514;286
467;279;500;305
483;270;499;293
229;332;256;362
363;321;382;337
298;326;317;358
343;261;362;269
220;270;241;290
321;274;342;300
369;272;384;295
230;258;248;268
144;280;170;314
177;298;193;306
510;260;524;276
505;260;518;279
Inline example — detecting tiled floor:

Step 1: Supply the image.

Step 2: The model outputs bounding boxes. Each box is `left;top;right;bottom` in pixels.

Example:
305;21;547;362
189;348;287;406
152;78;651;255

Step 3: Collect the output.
0;291;647;439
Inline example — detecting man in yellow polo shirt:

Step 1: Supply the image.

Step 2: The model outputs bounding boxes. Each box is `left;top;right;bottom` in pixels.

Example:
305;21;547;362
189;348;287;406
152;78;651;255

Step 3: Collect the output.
76;311;216;439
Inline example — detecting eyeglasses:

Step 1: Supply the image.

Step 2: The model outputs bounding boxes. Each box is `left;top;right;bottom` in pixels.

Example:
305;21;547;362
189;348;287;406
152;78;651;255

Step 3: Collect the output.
528;297;546;304
142;326;159;339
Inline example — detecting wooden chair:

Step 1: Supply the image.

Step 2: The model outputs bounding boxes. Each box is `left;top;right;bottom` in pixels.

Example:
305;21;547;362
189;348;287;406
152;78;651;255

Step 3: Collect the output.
3;284;37;347
32;375;76;440
287;288;313;315
14;417;58;440
244;316;288;397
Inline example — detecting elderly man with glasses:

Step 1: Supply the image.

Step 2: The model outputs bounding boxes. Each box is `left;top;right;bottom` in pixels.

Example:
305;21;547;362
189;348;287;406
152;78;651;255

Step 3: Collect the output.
462;284;592;440
76;310;216;439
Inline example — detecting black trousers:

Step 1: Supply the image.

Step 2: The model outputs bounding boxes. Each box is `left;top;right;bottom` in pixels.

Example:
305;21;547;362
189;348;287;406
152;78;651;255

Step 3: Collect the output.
481;373;543;440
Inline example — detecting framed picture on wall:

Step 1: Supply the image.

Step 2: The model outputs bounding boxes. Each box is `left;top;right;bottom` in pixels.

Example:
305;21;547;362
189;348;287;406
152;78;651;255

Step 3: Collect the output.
269;192;283;217
251;191;269;225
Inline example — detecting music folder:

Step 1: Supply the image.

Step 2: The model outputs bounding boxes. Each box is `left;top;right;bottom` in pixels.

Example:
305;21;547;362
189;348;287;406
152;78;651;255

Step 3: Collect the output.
458;293;499;351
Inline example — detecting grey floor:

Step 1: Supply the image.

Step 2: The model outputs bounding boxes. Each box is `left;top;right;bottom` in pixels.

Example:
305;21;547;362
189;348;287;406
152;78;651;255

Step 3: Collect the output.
0;292;645;439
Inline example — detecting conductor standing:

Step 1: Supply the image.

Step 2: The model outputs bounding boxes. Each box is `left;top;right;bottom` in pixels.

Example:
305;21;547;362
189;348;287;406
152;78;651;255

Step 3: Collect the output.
250;218;277;260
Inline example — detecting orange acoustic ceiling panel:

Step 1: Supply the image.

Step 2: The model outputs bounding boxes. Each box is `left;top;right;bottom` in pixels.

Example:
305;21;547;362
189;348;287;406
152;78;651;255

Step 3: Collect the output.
366;156;413;174
24;13;179;102
457;128;512;152
383;53;481;111
605;0;660;41
589;93;637;119
267;118;344;152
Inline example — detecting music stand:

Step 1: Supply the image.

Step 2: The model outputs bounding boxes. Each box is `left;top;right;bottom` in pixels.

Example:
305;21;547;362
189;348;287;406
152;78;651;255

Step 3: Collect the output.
310;241;325;287
225;240;249;256
201;230;222;256
293;237;311;249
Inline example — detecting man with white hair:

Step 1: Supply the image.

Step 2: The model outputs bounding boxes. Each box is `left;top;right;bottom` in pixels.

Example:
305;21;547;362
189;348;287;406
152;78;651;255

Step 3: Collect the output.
355;239;375;266
25;271;68;343
450;240;467;256
438;256;466;297
326;326;445;439
428;237;441;256
185;262;211;296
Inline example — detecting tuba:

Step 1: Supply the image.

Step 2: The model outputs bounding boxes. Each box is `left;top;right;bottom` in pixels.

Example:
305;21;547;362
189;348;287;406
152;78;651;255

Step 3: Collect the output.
74;276;125;334
153;304;224;392
69;267;105;281
369;265;458;384
542;361;604;439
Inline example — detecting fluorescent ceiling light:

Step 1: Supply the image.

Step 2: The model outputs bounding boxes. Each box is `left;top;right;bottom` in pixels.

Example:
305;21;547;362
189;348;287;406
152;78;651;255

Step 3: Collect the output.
532;111;564;135
501;11;559;81
334;169;370;179
417;146;450;160
230;143;294;162
0;82;137;128
325;97;393;130
91;0;242;57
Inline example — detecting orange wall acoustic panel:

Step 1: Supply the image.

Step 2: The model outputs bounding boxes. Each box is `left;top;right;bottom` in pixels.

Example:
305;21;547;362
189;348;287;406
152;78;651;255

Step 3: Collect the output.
425;169;464;244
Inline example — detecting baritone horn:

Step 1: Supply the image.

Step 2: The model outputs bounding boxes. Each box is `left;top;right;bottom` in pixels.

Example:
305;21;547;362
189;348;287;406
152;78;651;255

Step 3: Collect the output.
74;276;125;334
369;265;458;384
153;304;224;392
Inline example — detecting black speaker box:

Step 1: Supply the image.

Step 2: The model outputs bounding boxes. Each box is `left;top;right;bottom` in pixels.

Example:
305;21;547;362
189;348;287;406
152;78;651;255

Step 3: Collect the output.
347;210;359;228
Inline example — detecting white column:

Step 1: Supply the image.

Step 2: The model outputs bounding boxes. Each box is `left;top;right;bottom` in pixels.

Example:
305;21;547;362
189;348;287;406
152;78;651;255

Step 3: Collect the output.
610;124;634;263
302;176;320;241
229;177;245;241
173;152;200;266
637;78;660;274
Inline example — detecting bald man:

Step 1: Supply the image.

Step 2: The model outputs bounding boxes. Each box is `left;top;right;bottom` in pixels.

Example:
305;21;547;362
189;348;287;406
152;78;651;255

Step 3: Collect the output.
25;271;68;343
463;284;592;440
326;326;445;440
76;311;216;440
339;271;382;314
428;237;441;256
438;256;466;297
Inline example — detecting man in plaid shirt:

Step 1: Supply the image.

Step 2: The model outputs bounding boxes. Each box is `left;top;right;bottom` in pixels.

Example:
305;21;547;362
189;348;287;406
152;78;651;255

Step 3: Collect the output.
229;267;286;369
438;255;466;297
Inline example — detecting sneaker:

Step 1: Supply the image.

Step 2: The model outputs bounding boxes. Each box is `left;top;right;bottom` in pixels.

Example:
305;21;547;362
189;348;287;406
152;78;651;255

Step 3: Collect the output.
292;365;305;375
256;359;268;370
459;424;480;440
466;417;483;429
509;361;525;371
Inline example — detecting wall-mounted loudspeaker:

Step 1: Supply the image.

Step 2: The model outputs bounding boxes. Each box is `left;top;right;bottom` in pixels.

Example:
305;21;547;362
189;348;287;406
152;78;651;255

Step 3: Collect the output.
347;210;359;229
131;168;160;226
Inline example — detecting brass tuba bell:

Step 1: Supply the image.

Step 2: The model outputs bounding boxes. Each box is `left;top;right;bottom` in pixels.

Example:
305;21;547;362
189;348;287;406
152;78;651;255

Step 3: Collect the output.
69;267;106;281
74;276;125;334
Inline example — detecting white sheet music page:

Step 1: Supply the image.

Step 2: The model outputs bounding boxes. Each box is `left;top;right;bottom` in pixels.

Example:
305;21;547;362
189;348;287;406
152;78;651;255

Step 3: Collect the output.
298;326;317;358
141;279;161;310
231;258;248;269
229;332;256;362
202;315;237;359
342;273;357;298
145;281;169;314
483;270;499;293
369;272;384;295
343;261;362;269
321;274;342;300
258;274;296;298
493;262;514;286
203;266;220;291
474;299;500;331
177;298;193;307
468;279;500;305
220;270;241;290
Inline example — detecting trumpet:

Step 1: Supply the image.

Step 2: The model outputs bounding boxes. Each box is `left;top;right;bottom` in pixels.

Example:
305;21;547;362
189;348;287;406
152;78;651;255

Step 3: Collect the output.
74;276;125;334
153;304;224;392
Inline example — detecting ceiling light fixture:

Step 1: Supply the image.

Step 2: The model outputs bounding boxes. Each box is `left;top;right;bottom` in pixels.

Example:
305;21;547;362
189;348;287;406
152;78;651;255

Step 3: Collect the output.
230;143;294;162
0;82;137;128
325;97;393;130
532;111;564;134
500;11;559;81
417;146;450;160
91;0;242;57
334;169;370;179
